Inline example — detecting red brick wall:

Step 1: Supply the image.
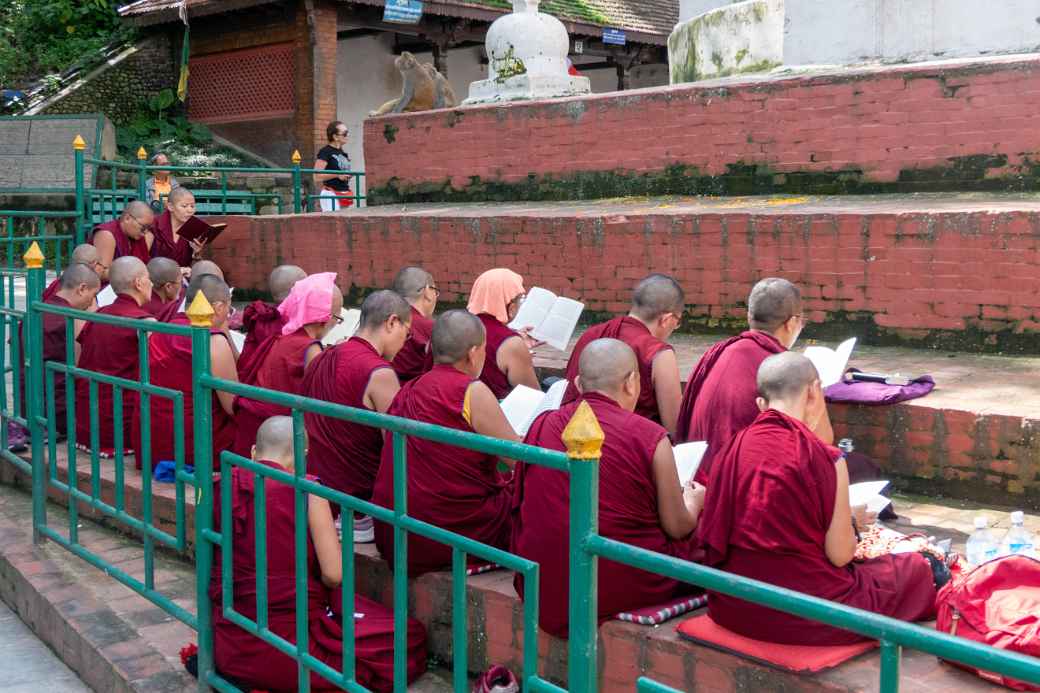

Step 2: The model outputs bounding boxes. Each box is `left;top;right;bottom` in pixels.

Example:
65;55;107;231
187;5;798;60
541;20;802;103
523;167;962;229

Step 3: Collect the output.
208;200;1040;350
363;55;1040;200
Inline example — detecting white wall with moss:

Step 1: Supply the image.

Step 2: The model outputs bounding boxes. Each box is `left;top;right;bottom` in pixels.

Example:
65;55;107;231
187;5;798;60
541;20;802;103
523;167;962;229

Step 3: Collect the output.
669;0;783;84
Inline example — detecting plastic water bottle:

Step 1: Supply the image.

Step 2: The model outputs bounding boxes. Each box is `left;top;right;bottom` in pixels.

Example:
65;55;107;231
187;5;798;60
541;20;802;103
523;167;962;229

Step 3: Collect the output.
1000;511;1035;558
966;516;999;566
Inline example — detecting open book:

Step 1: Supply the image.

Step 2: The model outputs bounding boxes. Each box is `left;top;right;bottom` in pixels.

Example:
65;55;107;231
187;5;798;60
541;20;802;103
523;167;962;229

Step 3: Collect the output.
96;284;116;308
507;287;584;352
804;337;857;388
499;379;568;437
849;480;890;514
178;216;227;245
322;308;361;346
673;441;708;486
228;329;246;353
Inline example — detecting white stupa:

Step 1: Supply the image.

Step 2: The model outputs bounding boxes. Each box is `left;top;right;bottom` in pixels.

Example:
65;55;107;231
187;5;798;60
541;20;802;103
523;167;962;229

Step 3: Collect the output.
464;0;591;105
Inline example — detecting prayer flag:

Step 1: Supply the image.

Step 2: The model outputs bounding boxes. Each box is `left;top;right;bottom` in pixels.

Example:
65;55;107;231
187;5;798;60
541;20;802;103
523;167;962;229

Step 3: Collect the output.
177;1;190;102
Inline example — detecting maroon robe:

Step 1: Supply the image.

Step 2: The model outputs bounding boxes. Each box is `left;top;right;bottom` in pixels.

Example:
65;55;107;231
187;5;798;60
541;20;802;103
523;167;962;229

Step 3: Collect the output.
151;210;193;266
676;331;786;485
301;337;392;500
562;316;673;424
42;278;60;302
232;328;320;456
42;295;74;435
141;284;185;321
138;314;236;470
91;219;150;264
475;312;520;400
239;301;286;367
372;364;513;575
74;294;153;455
391;306;434;383
211;460;427;692
512;392;698;638
697;409;937;645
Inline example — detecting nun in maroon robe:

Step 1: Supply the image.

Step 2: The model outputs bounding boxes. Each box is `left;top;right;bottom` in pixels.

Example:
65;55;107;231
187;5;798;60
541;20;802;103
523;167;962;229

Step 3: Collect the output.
238;300;286;365
676;331;786;484
391;306;434;383
151;209;194;267
697;409;936;645
512;392;698;638
562;316;673;424
91;219;150;264
211;459;427;691
74;294;153;455
371;364;513;575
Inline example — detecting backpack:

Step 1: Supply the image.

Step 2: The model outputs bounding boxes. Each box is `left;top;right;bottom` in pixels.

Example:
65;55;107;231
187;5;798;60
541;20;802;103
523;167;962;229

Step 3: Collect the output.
936;555;1040;690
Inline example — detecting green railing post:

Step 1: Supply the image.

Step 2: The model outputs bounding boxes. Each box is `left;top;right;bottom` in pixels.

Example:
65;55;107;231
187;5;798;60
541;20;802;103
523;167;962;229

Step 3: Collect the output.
880;641;902;693
291;150;303;214
188;291;217;693
73;135;86;245
564;401;604;693
24;242;46;544
136;146;148;202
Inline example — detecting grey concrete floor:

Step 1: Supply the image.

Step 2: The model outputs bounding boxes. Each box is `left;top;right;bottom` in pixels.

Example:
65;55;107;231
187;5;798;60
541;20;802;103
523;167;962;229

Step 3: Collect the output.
0;600;91;692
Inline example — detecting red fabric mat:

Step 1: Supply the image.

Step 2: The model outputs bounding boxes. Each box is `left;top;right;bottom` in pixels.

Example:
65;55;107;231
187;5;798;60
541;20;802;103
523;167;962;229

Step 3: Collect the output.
676;613;876;673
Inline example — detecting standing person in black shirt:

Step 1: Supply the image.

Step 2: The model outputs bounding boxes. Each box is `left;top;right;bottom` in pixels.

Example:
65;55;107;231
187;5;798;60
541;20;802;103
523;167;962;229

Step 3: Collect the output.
313;121;354;211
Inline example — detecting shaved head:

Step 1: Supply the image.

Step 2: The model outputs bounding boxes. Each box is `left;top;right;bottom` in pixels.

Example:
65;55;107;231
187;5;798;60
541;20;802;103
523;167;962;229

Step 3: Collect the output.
268;265;306;303
109;256;148;294
190;259;224;280
185;273;231;306
757;352;819;403
122;200;152;219
432;310;485;363
147;257;181;285
578;338;638;394
253;416;298;462
359;289;411;331
392;266;433;300
631;273;685;321
59;263;100;290
748;278;801;332
70;244;99;266
168;187;194;204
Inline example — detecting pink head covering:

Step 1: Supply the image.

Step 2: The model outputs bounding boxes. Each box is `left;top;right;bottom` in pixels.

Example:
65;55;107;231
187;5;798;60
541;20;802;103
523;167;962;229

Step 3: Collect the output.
277;271;337;336
466;268;525;324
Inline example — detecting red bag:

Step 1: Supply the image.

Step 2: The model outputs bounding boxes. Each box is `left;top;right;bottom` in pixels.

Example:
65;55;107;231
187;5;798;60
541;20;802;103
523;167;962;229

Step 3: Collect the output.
936;555;1040;690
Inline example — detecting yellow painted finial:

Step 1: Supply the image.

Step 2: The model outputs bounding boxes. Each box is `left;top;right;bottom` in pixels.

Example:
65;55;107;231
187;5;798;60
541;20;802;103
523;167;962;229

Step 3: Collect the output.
291;150;302;165
72;135;86;151
561;400;604;460
22;242;45;269
137;146;148;160
186;291;215;328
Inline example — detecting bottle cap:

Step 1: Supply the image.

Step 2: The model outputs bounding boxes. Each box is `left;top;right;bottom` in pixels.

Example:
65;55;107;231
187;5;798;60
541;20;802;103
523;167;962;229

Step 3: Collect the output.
974;516;988;529
1011;511;1025;524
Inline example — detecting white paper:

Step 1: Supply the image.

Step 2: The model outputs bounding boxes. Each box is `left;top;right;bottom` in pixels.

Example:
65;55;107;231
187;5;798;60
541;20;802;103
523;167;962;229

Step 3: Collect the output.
849;480;889;511
499;379;569;437
96;284;116;308
229;329;246;353
673;441;708;486
508;287;585;352
322;308;361;346
803;337;857;388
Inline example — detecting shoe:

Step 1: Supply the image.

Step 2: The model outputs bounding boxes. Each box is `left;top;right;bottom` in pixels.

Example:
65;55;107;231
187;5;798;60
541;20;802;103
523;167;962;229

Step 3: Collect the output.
6;421;28;453
353;514;375;543
473;665;519;693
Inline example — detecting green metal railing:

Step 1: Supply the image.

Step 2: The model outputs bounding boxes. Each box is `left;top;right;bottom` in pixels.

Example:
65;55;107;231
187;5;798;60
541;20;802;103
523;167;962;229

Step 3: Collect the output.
1;210;77;271
8;244;1040;693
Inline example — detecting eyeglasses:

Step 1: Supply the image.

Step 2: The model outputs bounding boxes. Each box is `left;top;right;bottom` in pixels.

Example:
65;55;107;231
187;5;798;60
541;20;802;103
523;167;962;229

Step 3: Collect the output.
333;313;344;325
130;215;153;232
335;130;348;137
511;293;526;306
426;285;441;296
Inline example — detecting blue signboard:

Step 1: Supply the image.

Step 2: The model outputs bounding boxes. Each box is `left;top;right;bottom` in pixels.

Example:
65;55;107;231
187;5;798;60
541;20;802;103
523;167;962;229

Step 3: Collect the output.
602;28;626;46
384;0;423;24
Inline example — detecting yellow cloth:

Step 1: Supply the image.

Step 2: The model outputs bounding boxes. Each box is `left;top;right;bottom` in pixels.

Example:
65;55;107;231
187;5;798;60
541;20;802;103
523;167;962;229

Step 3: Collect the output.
152;179;172;201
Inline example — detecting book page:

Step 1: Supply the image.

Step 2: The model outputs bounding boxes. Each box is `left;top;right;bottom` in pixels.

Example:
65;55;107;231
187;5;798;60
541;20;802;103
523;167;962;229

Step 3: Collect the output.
96;284;116;308
322;308;361;346
521;379;569;433
530;297;584;351
508;287;556;331
499;385;546;436
229;329;246;353
803;337;857;388
849;480;889;512
673;441;708;486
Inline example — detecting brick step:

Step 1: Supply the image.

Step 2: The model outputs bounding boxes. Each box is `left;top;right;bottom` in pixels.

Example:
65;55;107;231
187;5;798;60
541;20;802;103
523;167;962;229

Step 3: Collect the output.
212;192;1040;354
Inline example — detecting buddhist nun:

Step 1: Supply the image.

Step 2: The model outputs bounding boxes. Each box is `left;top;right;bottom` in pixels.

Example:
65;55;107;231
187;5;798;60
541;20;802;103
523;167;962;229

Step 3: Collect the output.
371;310;520;575
390;266;438;383
465;268;540;399
90;201;154;277
151;187;203;267
233;273;343;457
302;290;408;542
141;257;183;320
210;416;428;692
43;244;104;302
562;274;684;436
697;352;937;645
238;265;307;365
74;256;154;457
676;278;832;485
513;338;705;638
139;273;238;470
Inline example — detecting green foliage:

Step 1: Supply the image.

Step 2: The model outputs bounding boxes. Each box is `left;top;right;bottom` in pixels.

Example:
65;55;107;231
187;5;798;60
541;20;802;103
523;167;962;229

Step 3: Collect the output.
117;88;214;157
0;0;131;86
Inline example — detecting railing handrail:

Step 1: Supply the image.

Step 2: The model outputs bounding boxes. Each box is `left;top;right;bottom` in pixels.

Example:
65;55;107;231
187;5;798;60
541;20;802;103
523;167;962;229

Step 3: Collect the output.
0;210;80;218
83;157;366;178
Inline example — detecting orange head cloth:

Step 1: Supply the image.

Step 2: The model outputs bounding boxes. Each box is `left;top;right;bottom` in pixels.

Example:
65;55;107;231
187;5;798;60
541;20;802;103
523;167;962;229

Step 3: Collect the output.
466;268;525;324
